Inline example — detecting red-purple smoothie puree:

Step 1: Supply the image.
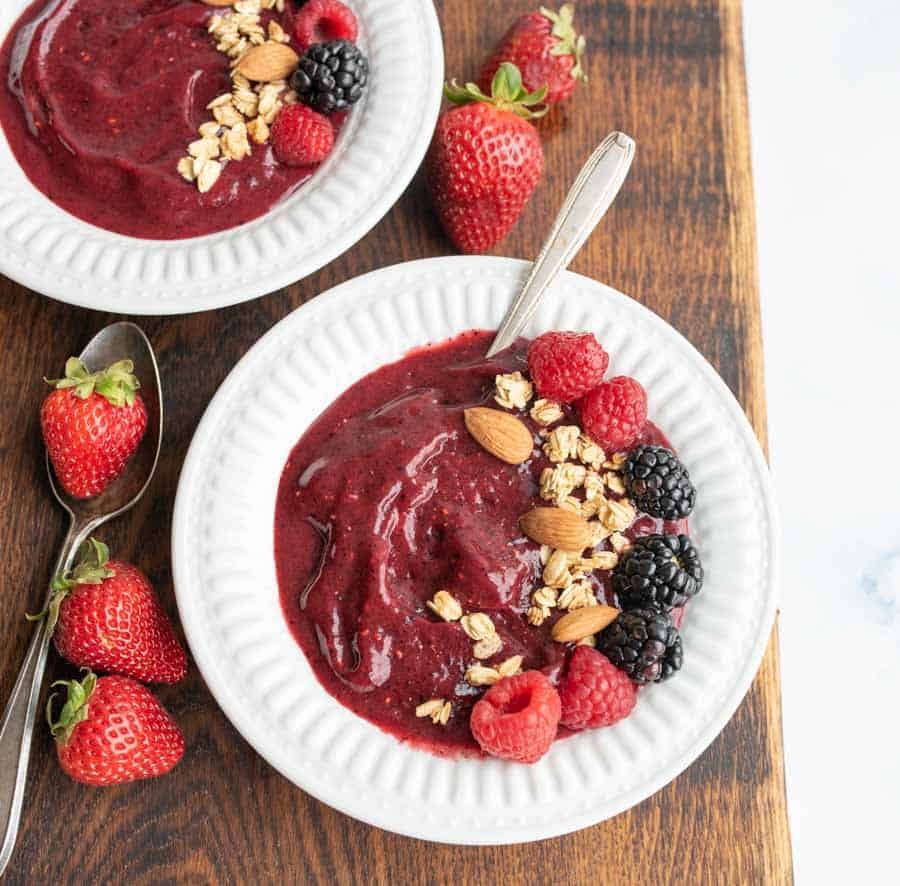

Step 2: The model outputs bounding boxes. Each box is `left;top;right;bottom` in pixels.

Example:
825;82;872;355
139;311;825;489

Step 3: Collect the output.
0;0;321;238
274;331;687;757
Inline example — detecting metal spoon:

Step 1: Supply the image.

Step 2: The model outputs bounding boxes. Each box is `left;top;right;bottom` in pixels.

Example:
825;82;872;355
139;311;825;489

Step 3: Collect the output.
487;131;636;357
0;322;163;875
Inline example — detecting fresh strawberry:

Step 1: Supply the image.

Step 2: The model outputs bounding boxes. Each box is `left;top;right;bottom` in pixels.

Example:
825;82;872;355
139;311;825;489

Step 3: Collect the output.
426;62;547;254
271;104;334;166
478;4;588;106
32;538;187;684
48;671;184;786
293;0;358;54
41;357;147;499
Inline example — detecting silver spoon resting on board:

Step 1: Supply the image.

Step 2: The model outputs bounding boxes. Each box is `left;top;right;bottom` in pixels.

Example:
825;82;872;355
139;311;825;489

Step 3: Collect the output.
0;322;163;876
486;131;636;358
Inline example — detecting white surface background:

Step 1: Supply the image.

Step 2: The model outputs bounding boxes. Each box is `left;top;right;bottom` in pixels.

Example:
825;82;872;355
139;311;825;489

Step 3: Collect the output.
744;1;900;881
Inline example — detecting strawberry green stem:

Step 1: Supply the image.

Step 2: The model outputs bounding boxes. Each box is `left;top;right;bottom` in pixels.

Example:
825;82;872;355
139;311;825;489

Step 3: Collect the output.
45;357;141;407
46;670;97;745
542;4;588;82
444;62;549;119
27;538;115;635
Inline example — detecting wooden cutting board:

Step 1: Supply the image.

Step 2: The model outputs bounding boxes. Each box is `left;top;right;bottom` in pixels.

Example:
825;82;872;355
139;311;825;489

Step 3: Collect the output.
0;0;792;882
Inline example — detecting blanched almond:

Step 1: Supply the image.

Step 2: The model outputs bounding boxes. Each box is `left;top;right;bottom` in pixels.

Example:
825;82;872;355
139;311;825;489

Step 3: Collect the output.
551;605;621;642
464;407;534;465
519;507;593;551
235;42;300;82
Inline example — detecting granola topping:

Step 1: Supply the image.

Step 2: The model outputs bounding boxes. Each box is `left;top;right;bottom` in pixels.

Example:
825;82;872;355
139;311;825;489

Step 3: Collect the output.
494;371;534;410
460;612;496;641
527;605;549;626
542;425;580;462
426;590;463;622
558;580;598;611
576;434;605;470
529;398;564;426
465;665;500;686
177;1;298;193
609;532;632;554
415;698;452;725
497;655;524;677
473;634;503;660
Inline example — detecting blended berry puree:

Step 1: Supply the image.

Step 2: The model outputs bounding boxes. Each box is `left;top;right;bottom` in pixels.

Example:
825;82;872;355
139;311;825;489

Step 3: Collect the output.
274;331;687;757
0;0;318;239
275;331;687;755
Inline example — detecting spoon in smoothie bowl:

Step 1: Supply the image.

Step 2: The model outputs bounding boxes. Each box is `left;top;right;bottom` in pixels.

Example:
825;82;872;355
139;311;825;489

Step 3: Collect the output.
0;322;162;875
488;130;636;357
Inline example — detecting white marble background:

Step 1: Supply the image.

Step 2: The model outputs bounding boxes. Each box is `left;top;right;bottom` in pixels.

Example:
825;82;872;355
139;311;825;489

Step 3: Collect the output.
743;1;900;880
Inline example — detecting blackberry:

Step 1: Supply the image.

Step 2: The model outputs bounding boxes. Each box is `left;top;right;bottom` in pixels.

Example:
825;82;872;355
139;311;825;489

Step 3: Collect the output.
291;40;369;113
597;608;683;684
612;534;703;610
624;444;696;520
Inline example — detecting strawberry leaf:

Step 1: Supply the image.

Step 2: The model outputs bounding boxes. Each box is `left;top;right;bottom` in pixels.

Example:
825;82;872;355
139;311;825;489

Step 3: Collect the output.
491;61;523;102
45;357;141;407
442;63;548;119
46;670;97;745
540;4;588;82
29;538;115;635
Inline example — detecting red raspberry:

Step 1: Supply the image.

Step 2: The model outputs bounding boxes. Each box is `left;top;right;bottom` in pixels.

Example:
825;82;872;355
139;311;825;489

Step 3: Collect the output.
558;647;637;730
271;105;334;167
293;0;358;53
469;671;561;763
578;375;647;451
527;331;609;403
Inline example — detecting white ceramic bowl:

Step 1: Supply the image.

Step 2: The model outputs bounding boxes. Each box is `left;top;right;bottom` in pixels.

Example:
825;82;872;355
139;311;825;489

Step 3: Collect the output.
172;256;779;844
0;0;442;315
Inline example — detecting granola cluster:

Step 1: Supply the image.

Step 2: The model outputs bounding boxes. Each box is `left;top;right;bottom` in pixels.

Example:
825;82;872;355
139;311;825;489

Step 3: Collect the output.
491;372;636;629
414;370;642;727
178;0;296;193
417;592;526;724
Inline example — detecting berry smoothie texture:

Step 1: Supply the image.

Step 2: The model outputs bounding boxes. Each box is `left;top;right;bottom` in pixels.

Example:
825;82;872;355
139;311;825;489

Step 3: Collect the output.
0;0;317;239
274;330;686;757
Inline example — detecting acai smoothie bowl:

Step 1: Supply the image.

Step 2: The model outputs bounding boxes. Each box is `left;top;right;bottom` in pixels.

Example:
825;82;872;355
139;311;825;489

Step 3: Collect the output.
0;0;441;313
171;257;779;843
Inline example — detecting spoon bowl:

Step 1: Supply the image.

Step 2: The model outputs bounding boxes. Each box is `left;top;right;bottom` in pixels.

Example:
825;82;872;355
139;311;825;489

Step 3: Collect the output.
0;321;162;876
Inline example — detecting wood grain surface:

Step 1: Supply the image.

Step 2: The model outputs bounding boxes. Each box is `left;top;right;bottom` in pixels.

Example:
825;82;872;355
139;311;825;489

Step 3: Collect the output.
0;0;792;882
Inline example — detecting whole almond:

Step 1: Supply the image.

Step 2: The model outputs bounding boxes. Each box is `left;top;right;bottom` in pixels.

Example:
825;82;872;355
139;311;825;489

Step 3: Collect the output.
519;507;594;551
235;42;300;82
551;605;621;642
464;407;534;465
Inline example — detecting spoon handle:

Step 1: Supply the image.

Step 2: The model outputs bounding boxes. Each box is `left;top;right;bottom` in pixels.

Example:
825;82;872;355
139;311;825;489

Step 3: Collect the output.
0;519;91;876
486;131;635;358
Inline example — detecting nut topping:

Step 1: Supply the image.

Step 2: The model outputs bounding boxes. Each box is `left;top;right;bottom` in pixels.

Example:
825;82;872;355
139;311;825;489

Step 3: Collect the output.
519;507;594;552
235;41;299;81
463;407;534;465
551;605;621;642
